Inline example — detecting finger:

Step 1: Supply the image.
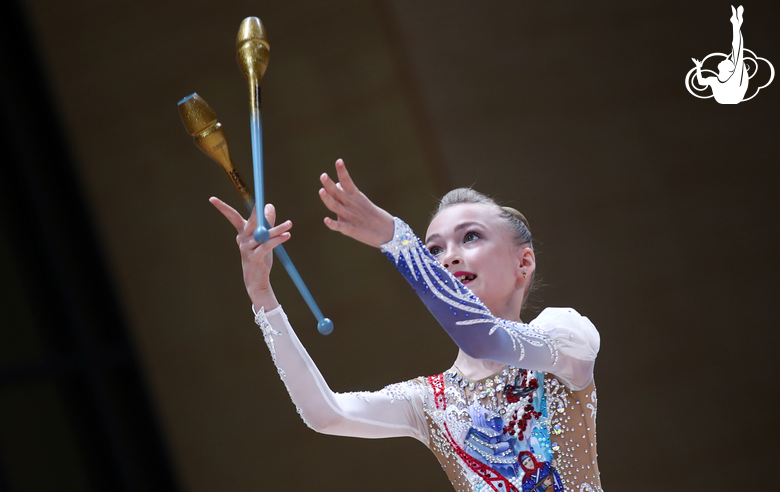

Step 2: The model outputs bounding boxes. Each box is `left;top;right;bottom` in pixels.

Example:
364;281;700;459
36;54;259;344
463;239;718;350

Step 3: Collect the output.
246;203;259;232
268;218;292;238
250;230;292;257
320;172;349;206
323;216;348;234
209;197;246;232
318;187;353;218
334;158;359;195
263;231;292;251
236;204;260;245
264;203;277;228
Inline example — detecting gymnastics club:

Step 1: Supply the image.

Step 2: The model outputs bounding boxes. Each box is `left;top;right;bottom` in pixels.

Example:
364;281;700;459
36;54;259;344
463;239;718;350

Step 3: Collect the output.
236;17;270;245
178;93;334;335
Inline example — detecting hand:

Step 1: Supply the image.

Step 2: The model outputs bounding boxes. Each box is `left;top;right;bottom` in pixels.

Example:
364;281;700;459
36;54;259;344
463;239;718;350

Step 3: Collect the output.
692;58;702;67
318;159;395;248
209;197;293;300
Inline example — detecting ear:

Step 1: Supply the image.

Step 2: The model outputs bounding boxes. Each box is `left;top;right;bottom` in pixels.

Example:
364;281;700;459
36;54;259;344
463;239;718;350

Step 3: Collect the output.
514;245;536;279
520;246;536;277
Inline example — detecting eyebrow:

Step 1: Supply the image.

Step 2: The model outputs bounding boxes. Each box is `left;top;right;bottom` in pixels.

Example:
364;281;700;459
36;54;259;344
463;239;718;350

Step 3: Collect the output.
425;221;486;244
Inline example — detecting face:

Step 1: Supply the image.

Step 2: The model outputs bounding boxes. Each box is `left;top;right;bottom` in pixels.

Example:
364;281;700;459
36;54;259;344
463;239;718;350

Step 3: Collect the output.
718;59;735;77
425;203;533;320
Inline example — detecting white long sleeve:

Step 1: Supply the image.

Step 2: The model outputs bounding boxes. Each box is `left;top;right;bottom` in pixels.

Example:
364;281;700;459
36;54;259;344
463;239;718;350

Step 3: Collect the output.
256;305;429;444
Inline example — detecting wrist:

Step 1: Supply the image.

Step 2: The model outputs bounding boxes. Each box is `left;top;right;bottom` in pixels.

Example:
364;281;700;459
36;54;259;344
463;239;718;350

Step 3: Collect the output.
248;286;279;311
378;211;395;246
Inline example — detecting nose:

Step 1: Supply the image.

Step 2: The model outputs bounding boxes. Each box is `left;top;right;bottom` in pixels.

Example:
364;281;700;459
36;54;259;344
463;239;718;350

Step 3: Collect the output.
442;255;461;269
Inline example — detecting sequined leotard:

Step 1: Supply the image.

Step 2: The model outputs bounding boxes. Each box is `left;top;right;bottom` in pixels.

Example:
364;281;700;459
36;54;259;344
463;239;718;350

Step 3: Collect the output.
255;218;603;491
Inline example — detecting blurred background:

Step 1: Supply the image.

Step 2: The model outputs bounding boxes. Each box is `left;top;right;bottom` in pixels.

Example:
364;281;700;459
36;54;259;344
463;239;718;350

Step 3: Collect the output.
1;1;778;490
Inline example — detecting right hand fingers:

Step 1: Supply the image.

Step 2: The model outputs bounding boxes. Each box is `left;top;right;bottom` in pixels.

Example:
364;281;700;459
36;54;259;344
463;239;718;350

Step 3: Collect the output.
211;197;291;248
242;219;293;259
245;203;280;237
264;203;277;228
261;223;292;252
210;197;246;232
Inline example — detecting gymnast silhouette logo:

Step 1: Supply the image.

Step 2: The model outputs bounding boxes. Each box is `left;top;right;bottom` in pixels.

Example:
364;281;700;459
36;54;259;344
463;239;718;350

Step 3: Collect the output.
685;5;774;104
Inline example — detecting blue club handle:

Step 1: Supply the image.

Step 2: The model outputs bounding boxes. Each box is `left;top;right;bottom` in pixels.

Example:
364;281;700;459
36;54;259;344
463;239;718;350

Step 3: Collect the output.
243;200;333;335
243;47;331;334
250;112;271;244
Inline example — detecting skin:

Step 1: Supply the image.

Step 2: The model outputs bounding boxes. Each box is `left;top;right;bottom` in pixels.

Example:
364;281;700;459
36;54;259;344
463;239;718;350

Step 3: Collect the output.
210;158;535;381
425;203;534;322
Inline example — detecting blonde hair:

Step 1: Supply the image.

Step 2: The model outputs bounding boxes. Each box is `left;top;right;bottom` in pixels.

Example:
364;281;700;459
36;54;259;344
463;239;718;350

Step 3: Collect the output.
432;188;538;307
434;188;533;249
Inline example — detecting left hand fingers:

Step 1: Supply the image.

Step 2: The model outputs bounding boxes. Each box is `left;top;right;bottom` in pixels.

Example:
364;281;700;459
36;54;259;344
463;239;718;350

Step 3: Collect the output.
320;171;351;208
319;186;354;219
333;158;360;195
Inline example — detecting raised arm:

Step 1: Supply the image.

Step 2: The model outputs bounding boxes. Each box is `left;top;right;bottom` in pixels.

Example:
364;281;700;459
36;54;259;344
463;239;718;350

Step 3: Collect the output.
380;217;599;390
210;197;427;443
255;304;427;442
692;58;711;87
317;161;599;390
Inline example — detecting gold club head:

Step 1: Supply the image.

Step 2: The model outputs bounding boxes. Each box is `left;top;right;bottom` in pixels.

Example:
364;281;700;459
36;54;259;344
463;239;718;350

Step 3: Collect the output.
236;17;270;84
177;93;253;204
177;92;233;170
178;92;218;137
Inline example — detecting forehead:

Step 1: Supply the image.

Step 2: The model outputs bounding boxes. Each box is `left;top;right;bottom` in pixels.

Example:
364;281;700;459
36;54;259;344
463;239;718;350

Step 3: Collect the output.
426;203;502;239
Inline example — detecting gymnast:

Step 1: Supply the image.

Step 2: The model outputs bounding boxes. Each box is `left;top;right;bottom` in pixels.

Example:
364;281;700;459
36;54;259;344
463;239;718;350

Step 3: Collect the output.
210;159;603;491
692;5;748;104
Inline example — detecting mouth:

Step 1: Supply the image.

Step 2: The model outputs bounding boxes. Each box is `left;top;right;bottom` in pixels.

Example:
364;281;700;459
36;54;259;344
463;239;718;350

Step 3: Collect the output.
453;271;477;284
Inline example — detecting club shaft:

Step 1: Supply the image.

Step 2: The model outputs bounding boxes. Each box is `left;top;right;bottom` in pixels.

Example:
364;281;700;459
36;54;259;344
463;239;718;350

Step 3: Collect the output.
242;198;326;324
250;85;264;221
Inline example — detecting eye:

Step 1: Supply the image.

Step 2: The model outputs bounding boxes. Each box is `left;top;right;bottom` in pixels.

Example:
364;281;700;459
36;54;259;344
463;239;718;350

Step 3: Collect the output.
464;231;480;243
428;245;443;256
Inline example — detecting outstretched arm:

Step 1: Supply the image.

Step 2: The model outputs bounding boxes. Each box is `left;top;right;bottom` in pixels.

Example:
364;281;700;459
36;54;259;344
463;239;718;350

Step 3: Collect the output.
692;58;710;87
210;198;427;443
318;161;600;390
254;304;427;442
380;218;599;390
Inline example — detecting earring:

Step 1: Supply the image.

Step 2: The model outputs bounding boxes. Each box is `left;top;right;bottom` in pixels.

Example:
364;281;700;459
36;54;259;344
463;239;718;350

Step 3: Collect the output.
522;271;527;278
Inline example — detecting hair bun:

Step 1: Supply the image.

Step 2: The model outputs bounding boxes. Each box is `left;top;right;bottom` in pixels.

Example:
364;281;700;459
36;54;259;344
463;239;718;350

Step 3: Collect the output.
501;206;530;231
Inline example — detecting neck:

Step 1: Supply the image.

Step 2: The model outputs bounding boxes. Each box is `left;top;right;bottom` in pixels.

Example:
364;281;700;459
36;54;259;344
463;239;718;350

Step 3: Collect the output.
453;349;506;380
486;290;525;323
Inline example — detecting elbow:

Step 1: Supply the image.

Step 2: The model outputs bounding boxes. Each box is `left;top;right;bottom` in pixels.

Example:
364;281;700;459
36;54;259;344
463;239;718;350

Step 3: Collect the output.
300;410;343;434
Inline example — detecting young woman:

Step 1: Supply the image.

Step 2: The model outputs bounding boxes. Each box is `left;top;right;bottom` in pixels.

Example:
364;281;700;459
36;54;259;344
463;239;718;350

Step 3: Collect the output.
210;159;602;491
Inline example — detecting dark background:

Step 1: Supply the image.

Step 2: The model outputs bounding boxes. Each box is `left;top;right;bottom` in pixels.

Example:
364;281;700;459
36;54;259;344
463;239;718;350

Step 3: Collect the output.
1;1;778;491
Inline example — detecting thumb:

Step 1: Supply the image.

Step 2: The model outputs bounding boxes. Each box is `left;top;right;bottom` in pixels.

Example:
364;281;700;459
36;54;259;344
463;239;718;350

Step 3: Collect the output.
265;203;277;228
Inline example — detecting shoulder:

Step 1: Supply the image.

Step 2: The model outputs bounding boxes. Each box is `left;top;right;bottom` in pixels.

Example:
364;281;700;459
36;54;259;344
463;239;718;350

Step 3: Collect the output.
531;307;600;360
389;375;436;398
